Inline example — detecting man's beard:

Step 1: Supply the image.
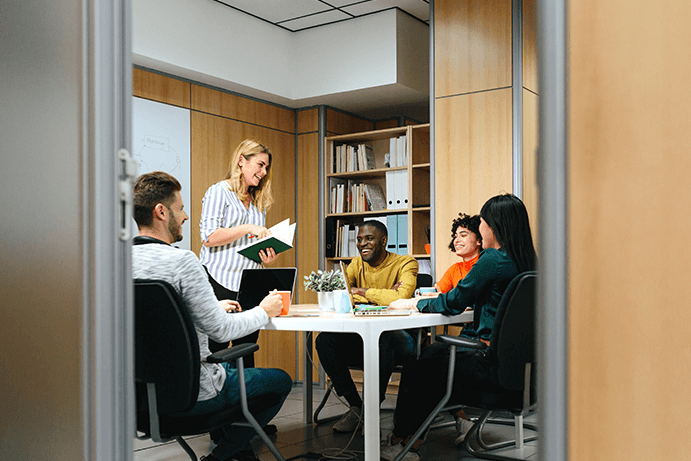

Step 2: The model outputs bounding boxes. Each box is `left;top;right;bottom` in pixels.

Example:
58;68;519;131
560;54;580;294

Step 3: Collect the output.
168;215;183;242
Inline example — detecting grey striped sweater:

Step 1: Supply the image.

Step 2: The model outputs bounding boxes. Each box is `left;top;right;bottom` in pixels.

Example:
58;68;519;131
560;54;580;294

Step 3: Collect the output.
133;243;268;401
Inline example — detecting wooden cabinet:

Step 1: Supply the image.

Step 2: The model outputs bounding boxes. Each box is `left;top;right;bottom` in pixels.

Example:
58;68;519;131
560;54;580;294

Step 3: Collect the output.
324;124;431;269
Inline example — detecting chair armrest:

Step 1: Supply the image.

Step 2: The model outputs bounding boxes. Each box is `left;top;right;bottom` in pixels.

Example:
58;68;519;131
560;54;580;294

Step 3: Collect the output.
436;334;488;351
206;343;260;364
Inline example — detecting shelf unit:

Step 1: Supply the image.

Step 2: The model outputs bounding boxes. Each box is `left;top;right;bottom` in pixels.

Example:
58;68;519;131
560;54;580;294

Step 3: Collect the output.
324;124;431;268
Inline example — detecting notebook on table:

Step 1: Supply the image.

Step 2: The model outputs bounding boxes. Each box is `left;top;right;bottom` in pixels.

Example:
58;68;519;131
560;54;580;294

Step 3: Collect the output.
236;268;297;311
339;261;414;316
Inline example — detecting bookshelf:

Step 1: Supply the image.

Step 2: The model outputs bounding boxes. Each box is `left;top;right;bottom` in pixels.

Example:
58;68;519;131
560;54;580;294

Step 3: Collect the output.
324;124;431;269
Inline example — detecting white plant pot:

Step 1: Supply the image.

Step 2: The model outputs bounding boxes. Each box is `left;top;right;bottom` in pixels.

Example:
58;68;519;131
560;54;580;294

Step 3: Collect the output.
317;291;334;313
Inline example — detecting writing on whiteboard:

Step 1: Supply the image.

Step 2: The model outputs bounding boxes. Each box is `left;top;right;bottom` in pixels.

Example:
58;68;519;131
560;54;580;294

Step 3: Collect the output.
134;135;182;173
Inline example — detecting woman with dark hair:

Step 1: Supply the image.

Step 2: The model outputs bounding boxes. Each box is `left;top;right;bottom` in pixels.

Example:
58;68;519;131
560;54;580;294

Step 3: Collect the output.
381;193;537;461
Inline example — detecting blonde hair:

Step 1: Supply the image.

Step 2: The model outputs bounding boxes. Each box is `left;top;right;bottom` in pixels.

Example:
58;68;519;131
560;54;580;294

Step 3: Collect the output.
224;139;274;212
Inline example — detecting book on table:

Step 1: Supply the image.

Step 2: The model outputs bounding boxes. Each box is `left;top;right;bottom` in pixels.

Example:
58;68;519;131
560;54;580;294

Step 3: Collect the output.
237;218;296;263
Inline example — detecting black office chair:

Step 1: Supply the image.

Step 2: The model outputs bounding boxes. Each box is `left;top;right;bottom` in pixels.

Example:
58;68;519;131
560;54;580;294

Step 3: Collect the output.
393;271;538;461
134;279;285;461
312;272;432;424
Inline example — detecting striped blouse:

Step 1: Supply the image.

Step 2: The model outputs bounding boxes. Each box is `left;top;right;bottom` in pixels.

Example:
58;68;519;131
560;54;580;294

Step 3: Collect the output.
199;181;265;291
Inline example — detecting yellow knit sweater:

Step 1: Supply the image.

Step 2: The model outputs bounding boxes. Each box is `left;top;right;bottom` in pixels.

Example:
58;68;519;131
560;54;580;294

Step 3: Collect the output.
345;252;418;305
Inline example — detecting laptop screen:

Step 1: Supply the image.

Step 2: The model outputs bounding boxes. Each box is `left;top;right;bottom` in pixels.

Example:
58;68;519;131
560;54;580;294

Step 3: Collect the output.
338;261;355;308
236;268;297;310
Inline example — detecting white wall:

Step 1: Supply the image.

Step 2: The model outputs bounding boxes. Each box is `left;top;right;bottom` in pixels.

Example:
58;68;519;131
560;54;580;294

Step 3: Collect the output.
133;0;429;110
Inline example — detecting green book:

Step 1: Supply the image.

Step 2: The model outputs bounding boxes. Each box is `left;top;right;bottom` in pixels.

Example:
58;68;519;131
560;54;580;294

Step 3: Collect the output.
237;219;296;263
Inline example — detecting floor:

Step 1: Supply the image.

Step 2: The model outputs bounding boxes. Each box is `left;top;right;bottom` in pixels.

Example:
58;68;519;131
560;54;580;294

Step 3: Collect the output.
134;384;538;461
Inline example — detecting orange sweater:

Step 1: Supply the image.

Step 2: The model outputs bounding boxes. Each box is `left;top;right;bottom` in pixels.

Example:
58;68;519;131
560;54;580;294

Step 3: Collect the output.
436;253;480;293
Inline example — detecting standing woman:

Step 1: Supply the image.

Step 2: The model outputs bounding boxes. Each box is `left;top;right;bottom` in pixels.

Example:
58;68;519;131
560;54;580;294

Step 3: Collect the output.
381;194;537;461
199;139;278;365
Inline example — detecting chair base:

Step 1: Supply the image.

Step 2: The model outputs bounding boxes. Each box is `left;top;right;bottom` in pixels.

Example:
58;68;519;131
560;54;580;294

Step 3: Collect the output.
463;410;538;461
313;382;348;424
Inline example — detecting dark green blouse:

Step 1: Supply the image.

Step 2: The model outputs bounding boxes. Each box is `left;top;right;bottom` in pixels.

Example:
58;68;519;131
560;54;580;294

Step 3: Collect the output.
418;248;518;340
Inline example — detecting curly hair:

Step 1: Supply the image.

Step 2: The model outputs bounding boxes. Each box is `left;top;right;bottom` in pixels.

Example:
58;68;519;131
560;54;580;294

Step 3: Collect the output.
448;213;482;252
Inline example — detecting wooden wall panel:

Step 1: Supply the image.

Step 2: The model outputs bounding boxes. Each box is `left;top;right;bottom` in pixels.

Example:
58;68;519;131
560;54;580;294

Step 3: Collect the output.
568;1;691;459
522;0;538;94
296;133;320;305
434;89;512;277
326;108;374;135
375;119;400;130
133;67;191;108
434;0;512;98
522;89;539;252
297;108;319;134
192;85;294;133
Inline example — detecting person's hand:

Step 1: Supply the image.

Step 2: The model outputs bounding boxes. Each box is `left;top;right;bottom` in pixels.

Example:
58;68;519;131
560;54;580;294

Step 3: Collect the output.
219;299;242;313
259;290;283;318
247;224;270;239
419;291;440;298
258;247;278;265
388;297;418;311
351;287;367;297
391;281;403;290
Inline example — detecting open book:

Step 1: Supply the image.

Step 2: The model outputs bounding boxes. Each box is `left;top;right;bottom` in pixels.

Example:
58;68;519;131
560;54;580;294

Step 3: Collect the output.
237;219;296;263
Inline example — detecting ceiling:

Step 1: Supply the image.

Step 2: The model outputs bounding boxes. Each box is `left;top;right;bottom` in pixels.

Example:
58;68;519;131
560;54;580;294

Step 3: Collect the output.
213;0;430;32
206;0;431;122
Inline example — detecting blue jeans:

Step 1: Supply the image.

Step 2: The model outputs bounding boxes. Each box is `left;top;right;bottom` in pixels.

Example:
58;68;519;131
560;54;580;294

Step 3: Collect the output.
183;363;292;460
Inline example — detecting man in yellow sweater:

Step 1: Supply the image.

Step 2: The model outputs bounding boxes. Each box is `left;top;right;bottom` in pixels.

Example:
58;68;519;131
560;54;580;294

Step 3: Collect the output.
315;220;419;433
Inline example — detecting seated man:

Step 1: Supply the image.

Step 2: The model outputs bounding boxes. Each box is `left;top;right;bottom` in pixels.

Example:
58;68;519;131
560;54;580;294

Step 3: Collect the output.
131;171;292;461
315;220;418;432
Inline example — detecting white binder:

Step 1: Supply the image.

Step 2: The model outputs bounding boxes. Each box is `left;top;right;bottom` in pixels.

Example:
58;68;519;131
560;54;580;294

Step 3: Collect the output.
386;170;396;210
393;170;408;210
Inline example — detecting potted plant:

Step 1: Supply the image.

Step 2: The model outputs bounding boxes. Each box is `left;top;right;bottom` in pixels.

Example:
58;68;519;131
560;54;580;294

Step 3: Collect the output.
304;269;346;313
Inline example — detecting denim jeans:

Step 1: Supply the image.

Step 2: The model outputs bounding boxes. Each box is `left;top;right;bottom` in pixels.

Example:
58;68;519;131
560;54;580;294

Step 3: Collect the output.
315;330;416;404
182;363;292;460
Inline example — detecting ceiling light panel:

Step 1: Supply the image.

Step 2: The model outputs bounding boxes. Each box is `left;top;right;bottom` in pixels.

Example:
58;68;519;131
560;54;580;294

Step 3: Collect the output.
216;0;331;24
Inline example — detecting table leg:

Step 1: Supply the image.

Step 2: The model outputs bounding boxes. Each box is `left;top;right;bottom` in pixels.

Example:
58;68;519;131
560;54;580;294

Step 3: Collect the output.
303;331;313;424
361;327;380;461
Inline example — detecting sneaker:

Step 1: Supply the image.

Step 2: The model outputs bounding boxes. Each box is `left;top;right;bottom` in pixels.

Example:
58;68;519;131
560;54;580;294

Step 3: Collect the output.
454;417;474;446
332;406;362;432
380;433;420;461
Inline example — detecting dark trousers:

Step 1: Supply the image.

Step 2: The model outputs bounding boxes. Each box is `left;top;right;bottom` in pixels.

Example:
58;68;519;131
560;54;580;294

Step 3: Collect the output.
315;331;415;405
204;266;259;368
392;349;494;438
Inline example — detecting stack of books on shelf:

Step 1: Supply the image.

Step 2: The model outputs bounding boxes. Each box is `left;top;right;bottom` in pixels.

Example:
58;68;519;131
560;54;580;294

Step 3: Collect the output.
329;181;386;214
333;143;376;173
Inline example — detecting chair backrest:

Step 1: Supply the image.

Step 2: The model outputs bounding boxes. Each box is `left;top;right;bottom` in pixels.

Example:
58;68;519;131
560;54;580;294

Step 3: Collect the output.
416;273;433;289
134;279;200;415
489;271;537;391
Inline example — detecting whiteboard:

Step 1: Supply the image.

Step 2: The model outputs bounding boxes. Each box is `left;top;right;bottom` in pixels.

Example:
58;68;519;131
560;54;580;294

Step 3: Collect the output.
132;97;192;250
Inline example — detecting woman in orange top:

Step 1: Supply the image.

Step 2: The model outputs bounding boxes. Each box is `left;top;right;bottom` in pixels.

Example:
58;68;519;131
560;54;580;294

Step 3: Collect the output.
435;213;482;293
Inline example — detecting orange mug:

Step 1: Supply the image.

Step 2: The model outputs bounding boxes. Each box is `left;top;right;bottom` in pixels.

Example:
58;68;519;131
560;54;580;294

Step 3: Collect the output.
277;290;291;316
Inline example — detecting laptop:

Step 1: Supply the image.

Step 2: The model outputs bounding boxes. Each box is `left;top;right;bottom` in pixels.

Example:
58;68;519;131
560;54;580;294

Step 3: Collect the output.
236;268;297;311
339;261;414;317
